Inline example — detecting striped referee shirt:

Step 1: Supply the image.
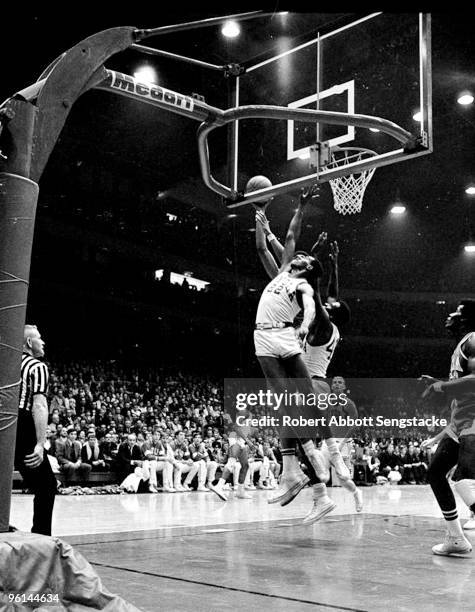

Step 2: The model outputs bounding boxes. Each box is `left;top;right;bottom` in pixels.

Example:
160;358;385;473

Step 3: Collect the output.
19;352;49;412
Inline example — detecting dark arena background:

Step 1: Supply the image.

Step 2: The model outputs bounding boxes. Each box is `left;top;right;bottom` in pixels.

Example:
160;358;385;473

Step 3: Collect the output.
1;8;474;612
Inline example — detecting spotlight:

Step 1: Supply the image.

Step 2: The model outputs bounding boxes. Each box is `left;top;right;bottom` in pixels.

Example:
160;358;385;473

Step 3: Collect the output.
465;186;475;195
370;128;380;132
412;111;422;122
390;205;406;215
464;243;475;253
133;65;157;83
221;20;240;38
457;93;474;106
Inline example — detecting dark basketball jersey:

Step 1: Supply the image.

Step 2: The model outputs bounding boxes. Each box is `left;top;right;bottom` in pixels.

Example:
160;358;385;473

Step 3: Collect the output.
449;332;475;435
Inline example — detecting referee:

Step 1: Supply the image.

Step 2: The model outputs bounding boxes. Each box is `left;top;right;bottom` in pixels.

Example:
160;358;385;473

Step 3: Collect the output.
14;324;57;535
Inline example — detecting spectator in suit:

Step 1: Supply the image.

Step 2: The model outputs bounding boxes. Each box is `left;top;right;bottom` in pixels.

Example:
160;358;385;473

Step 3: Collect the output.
49;387;69;415
365;447;381;483
48;412;61;434
56;428;91;485
100;432;118;470
379;443;403;483
81;432;107;472
115;433;143;484
401;444;427;484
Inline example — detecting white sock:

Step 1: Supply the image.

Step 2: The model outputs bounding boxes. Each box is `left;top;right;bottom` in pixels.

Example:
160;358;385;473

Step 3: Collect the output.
301;440;316;457
342;478;357;493
282;453;300;476
312;483;329;502
325;438;339;454
446;518;464;538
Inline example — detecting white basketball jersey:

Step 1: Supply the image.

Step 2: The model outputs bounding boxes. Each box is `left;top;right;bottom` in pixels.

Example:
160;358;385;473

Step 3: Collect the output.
255;271;306;324
302;322;340;378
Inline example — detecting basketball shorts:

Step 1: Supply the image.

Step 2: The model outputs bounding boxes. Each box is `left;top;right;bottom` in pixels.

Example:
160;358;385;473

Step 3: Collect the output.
454;434;475;480
254;328;301;359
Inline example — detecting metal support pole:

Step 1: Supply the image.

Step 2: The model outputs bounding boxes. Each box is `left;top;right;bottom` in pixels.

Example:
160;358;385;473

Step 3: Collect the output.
135;11;267;40
131;44;225;72
0;27;137;533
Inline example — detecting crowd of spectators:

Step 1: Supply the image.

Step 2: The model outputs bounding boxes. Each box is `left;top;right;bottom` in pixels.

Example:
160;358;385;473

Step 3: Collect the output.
350;438;431;486
29;361;444;494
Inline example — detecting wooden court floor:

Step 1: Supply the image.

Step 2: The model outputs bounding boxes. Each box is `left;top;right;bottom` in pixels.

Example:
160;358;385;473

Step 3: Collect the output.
10;485;475;611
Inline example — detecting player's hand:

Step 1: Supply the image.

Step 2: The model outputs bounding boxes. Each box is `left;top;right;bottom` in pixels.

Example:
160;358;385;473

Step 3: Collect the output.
296;324;309;342
420;437;436;449
418;375;439;387
310;232;328;257
299;184;320;207
252;200;271;213
255;210;271;235
24;444;44;469
421;381;444;400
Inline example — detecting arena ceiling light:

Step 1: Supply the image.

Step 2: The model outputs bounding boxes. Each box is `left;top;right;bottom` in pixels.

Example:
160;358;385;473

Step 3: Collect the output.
155;269;210;290
464;243;475;253
457;93;474;105
133;65;158;83
412;111;422;122
370;127;380;132
465;186;475;195
221;20;240;38
390;205;406;215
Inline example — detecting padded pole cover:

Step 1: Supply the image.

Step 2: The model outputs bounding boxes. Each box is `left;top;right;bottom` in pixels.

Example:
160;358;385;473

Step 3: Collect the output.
0;173;39;533
0;531;142;611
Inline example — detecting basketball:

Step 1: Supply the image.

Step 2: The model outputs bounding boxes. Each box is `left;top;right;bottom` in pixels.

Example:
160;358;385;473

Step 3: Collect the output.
245;175;273;206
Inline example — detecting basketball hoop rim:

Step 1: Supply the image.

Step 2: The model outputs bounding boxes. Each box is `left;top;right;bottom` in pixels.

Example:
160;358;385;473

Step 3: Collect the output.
327;146;378;163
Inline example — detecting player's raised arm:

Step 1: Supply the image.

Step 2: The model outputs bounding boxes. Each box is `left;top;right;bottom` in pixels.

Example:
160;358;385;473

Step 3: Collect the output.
327;241;340;300
255;207;285;264
310;231;328;260
305;259;333;341
279;185;317;271
296;283;316;340
254;207;280;279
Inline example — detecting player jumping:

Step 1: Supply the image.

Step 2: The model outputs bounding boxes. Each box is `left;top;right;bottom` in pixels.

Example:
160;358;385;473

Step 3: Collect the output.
420;299;475;556
255;206;362;523
252;186;331;508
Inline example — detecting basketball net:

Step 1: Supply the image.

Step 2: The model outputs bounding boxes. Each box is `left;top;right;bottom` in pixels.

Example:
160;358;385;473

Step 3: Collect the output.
326;147;377;215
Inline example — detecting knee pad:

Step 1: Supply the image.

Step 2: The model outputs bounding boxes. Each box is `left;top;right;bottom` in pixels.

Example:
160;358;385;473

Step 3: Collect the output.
454;479;475;506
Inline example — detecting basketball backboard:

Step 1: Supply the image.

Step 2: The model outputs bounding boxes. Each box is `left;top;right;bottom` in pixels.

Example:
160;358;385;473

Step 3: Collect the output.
230;13;431;203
